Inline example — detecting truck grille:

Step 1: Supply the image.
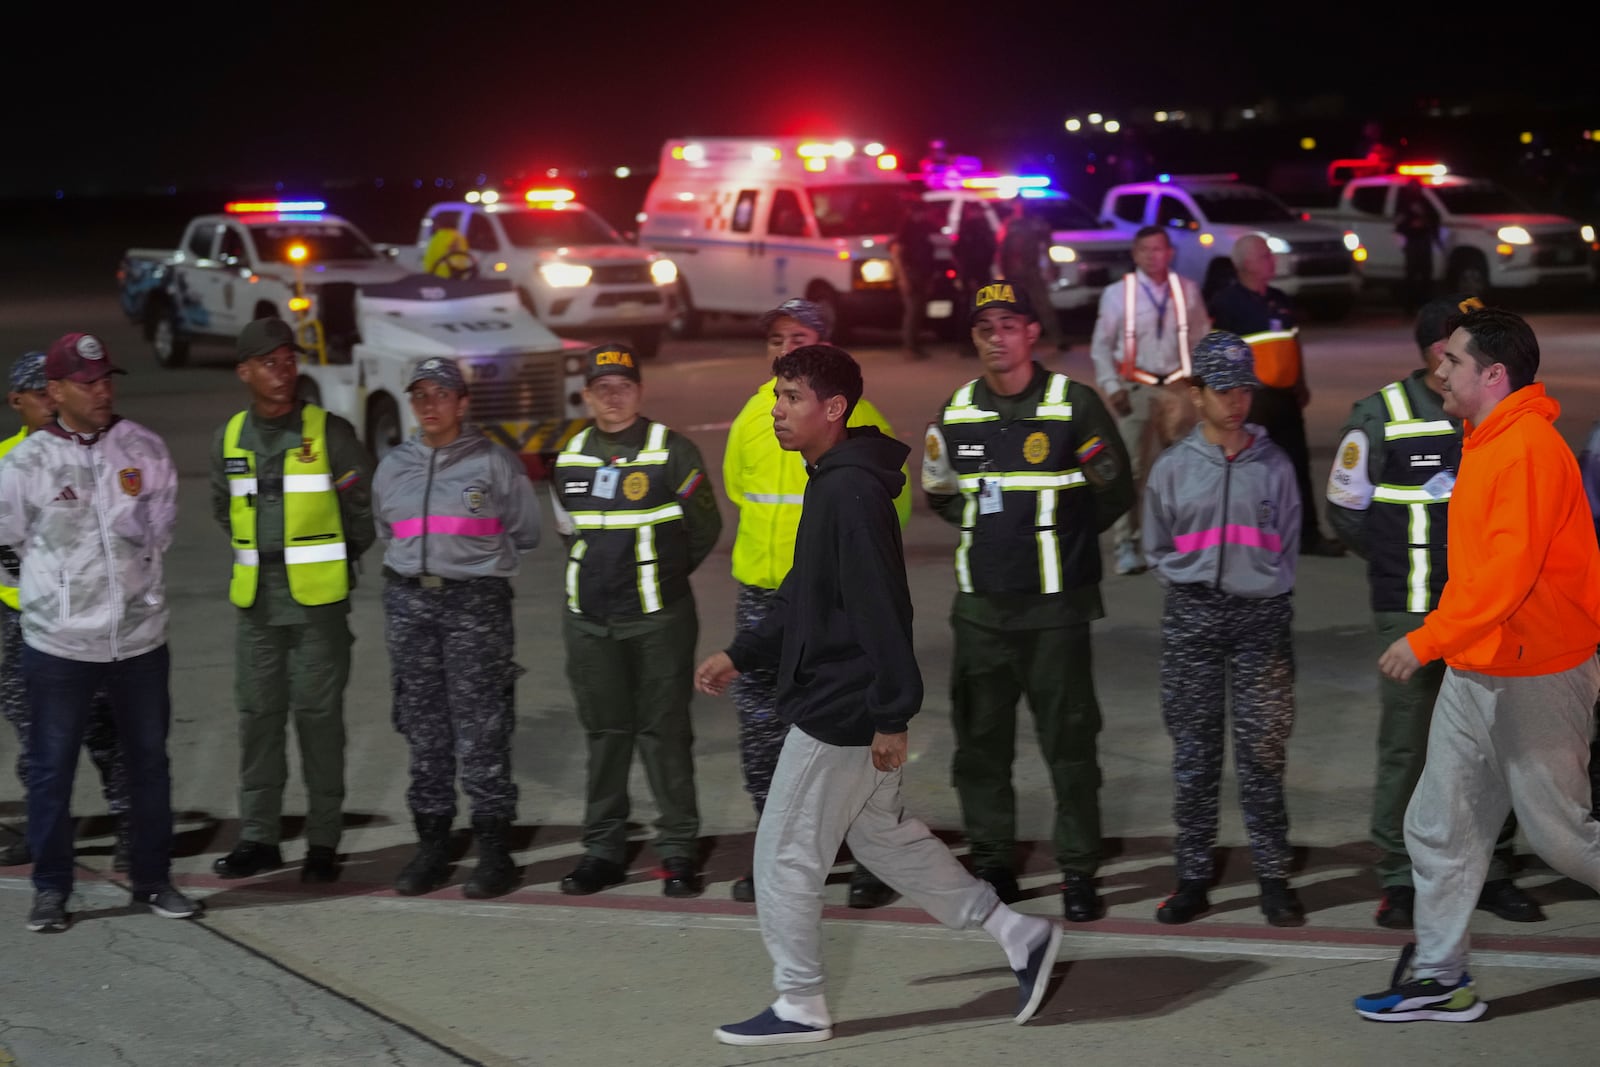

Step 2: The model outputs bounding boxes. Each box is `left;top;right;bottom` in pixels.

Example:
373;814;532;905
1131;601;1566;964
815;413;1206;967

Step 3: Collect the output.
590;264;652;285
1294;256;1354;278
1295;240;1346;258
458;352;567;422
1533;231;1587;267
593;290;663;308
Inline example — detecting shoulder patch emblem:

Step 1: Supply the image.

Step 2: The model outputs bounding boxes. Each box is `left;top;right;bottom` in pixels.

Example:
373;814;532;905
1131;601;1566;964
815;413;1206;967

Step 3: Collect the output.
119;468;142;497
1341;441;1361;469
462;484;486;514
622;470;650;501
1023;431;1050;465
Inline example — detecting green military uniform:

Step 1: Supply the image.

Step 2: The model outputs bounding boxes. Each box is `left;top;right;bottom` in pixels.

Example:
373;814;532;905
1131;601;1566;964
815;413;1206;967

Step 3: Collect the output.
1326;368;1519;888
555;417;722;865
929;364;1133;877
209;402;374;850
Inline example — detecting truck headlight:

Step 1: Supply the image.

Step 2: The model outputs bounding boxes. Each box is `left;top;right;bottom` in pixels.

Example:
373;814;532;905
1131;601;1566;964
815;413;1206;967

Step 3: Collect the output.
539;262;593;288
859;258;894;284
1048;245;1077;263
650;258;678;286
1581;224;1596;243
1495;225;1532;245
1342;231;1362;251
1265;236;1292;254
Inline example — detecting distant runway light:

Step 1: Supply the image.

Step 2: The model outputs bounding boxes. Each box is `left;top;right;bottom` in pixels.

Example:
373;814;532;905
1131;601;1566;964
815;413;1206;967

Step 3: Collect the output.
1065;118;1081;132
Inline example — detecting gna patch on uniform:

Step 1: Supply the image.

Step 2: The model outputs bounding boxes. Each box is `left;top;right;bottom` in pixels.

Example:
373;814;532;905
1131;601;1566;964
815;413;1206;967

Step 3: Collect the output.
1023;431;1050;465
462;484;487;514
1340;440;1362;469
296;440;319;465
955;443;986;460
976;283;1016;305
223;457;252;475
563;479;589;495
622;470;650;501
595;349;634;368
119;468;142;496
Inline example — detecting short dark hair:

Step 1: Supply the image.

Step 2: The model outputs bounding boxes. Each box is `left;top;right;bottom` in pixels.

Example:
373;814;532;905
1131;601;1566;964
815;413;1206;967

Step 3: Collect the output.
771;344;862;420
1133;225;1170;246
1446;306;1539;391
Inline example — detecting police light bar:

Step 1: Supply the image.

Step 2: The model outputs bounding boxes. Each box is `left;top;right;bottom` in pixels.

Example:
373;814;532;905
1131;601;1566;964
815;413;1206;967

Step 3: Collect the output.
225;200;327;213
525;188;576;203
962;175;1051;190
1156;174;1238;184
1397;163;1448;176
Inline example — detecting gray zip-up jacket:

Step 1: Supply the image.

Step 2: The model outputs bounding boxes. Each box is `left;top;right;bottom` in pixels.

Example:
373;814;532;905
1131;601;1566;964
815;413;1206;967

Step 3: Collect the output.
1142;423;1300;598
0;418;177;661
373;426;541;580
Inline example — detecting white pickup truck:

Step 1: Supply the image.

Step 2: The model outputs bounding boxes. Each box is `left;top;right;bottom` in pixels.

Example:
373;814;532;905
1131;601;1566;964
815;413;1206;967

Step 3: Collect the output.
117;201;409;366
1301;169;1597;295
410;194;679;358
1100;176;1363;316
296;276;589;476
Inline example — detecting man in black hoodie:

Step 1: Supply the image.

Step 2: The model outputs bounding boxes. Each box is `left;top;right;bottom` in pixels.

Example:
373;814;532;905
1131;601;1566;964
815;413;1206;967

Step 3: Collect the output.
696;345;1062;1047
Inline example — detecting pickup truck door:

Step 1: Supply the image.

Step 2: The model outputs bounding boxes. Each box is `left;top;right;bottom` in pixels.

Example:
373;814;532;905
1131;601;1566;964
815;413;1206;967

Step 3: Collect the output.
208;224;252;333
173;222;224;332
1346;184;1401;279
463;210;502;277
1154;193;1201;273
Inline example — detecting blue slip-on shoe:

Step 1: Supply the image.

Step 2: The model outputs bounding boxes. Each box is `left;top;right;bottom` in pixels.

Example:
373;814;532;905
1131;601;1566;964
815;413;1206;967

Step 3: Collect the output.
713;1007;832;1046
1014;920;1064;1024
1354;942;1487;1022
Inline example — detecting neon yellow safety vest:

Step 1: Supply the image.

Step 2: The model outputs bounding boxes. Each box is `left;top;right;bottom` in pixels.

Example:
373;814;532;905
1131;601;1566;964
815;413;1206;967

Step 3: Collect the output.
223;404;349;608
0;426;27;610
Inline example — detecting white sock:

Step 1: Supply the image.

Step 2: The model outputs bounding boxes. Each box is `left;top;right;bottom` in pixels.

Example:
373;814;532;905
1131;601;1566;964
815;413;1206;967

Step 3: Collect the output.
771;993;831;1029
984;904;1048;970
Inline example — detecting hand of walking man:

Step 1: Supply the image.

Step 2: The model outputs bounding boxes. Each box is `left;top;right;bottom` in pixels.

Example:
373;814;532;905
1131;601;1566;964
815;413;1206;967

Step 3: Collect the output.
695;652;739;696
871;731;908;772
1378;636;1423;682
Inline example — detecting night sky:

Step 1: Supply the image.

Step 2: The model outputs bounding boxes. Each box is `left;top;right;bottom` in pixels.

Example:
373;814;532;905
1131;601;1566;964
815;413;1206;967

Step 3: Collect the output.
7;1;1589;196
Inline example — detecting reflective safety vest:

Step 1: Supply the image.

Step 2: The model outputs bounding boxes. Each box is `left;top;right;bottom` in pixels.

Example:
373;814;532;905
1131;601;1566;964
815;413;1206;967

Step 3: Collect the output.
939;373;1099;594
0;426;27;610
556;421;689;617
1120;273;1190;385
224;404;350;608
1241;328;1302;389
1367;378;1458;613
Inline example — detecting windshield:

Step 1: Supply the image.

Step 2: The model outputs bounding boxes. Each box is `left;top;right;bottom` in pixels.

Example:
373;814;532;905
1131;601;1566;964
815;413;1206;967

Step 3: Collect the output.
1430;182;1532;215
1031;197;1104;231
808;183;917;238
252;223;377;262
497;207;623;247
1189;188;1298;224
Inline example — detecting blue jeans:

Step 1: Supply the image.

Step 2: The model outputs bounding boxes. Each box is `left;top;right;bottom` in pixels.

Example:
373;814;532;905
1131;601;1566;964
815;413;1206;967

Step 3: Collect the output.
23;644;174;894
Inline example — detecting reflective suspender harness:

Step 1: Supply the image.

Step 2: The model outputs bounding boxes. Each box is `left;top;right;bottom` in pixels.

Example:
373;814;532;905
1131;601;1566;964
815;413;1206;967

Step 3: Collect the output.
1120;273;1190;385
1369;381;1456;613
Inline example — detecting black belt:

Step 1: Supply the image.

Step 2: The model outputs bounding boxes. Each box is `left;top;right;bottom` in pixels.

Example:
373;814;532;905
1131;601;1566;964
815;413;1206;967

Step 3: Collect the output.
383;566;482;589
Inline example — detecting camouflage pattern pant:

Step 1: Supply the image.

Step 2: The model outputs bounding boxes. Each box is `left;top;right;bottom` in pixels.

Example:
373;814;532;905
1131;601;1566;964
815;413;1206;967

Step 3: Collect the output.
384;577;519;821
1161;584;1295;881
729;584;787;815
1;604;127;814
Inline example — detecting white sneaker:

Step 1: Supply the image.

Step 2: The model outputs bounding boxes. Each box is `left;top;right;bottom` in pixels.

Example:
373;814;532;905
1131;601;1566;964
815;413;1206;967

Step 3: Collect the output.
1114;540;1146;576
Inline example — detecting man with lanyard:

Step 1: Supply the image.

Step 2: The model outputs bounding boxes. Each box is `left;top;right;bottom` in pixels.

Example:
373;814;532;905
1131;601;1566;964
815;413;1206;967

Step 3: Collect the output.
1327;295;1543;931
0;350;129;871
722;299;907;907
1089;225;1210;576
1210;234;1344;558
550;343;722;898
924;283;1133;922
209;317;375;884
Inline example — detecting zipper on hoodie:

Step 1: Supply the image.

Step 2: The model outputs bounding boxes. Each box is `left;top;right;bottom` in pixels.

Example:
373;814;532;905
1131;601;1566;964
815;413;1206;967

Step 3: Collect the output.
91;450;122;660
1215;449;1233;590
421;446;437;576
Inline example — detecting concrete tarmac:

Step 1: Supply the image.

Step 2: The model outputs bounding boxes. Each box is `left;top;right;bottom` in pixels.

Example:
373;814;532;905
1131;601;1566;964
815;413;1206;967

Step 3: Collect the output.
1;291;1599;1065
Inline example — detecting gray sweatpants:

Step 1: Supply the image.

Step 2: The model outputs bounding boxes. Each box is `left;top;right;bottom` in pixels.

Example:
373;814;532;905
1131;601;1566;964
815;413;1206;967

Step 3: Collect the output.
755;727;999;998
1405;657;1600;983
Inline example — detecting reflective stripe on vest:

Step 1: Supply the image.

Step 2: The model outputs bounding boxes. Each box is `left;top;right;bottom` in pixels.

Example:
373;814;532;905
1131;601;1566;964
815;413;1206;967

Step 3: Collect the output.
1240;329;1301;389
1374;380;1457;612
223;405;349;608
559;422;681;614
1120;273;1190;385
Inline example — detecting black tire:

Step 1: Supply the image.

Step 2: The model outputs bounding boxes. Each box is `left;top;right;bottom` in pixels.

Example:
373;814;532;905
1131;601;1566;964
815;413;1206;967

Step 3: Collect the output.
668;278;702;339
631;329;664;360
809;285;849;345
366;393;403;459
150;301;189;368
1202;258;1237;302
295;375;322;407
1447;251;1490;298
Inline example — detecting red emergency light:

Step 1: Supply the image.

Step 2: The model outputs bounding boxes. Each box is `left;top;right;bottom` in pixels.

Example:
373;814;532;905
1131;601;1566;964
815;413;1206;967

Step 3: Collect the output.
524;188;576;203
225;200;327;214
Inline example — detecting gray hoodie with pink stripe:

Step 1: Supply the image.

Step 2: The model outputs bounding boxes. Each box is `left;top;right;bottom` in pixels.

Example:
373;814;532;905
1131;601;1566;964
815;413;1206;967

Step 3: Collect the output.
1142;423;1300;598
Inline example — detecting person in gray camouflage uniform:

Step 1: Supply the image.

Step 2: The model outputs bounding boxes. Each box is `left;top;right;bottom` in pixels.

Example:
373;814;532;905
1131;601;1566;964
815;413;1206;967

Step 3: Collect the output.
0;350;129;870
373;357;541;899
1143;331;1304;928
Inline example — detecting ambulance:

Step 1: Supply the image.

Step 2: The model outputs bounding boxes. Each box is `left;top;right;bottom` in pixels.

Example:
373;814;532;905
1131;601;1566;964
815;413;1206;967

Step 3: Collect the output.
638;137;952;340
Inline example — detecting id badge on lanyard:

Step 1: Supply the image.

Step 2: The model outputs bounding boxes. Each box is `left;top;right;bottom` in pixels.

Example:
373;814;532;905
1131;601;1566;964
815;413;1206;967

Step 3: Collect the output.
978;475;1004;515
593;465;620;499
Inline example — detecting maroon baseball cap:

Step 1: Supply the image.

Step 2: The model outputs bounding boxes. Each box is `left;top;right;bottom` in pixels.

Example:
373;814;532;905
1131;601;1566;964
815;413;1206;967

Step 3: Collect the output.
45;333;126;383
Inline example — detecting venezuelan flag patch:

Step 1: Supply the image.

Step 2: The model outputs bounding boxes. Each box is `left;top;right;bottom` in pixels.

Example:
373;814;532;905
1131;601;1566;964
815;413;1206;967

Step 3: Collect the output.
1076;437;1106;463
677;469;703;499
335;469;360;492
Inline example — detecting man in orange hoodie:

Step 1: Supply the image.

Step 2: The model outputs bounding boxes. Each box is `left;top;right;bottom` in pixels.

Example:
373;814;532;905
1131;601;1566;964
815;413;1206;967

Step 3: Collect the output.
1354;307;1600;1023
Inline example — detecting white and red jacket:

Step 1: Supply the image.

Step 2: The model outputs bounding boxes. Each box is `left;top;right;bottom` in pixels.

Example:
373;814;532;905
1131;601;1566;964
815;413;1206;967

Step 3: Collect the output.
0;418;177;662
372;426;541;579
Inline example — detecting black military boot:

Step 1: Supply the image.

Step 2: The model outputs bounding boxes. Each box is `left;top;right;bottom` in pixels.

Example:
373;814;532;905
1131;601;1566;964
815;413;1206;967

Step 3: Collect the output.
393;813;453;896
463;815;520;899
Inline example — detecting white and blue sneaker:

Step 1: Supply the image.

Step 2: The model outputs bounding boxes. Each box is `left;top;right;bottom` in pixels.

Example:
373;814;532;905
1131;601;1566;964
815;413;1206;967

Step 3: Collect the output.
713;1007;832;1046
1014;919;1064;1024
1354;943;1487;1022
1114;540;1147;576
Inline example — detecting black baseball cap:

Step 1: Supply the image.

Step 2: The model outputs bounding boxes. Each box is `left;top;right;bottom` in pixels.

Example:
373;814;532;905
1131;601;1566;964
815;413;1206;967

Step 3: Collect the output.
237;317;306;362
969;281;1036;325
585;343;642;383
